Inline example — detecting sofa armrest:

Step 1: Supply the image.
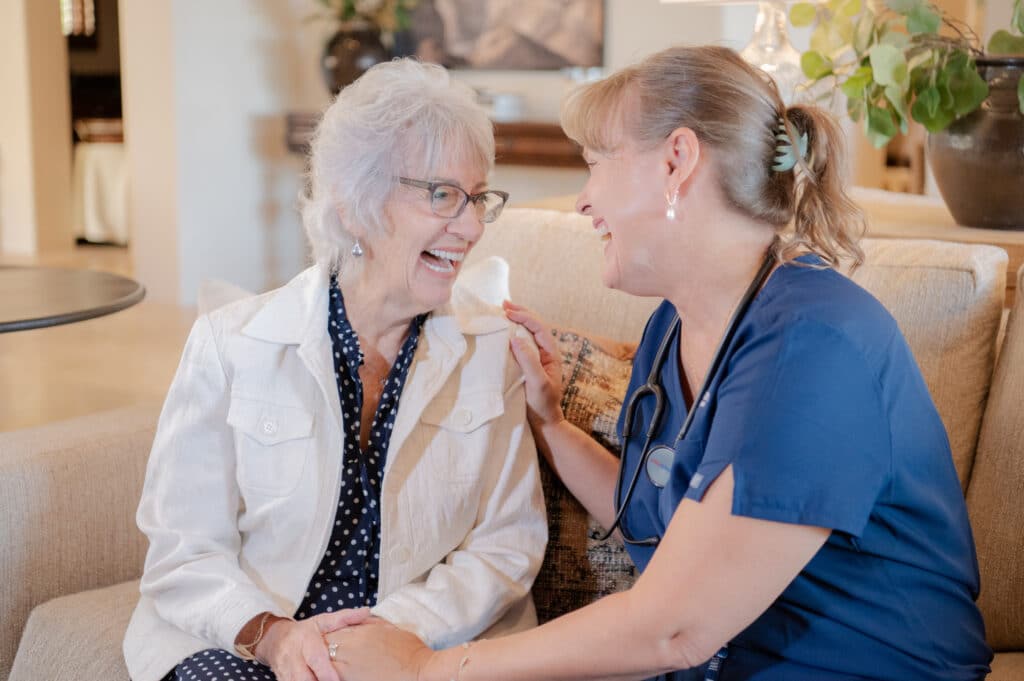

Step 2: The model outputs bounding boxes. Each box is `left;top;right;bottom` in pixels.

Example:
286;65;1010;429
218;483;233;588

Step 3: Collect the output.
0;403;160;681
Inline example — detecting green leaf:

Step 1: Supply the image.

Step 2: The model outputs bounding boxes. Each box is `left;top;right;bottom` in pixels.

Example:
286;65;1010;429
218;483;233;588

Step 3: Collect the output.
853;15;876;53
916;85;941;117
881;31;911;48
1019;74;1024;114
947;65;989;117
790;2;818;27
848;97;867;122
906;4;941;33
885;83;911;132
801;51;834;79
841;65;874;98
885;0;919;13
839;0;863;16
1015;0;1024;34
947;50;970;73
866;104;898;147
987;30;1024;56
870;44;908;85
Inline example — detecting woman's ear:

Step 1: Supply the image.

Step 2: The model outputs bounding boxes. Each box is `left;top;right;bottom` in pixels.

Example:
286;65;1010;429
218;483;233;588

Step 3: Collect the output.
665;127;701;192
337;206;366;242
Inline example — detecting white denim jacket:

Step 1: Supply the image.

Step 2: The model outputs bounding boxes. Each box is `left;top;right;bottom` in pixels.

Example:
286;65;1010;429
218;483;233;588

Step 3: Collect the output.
123;264;547;681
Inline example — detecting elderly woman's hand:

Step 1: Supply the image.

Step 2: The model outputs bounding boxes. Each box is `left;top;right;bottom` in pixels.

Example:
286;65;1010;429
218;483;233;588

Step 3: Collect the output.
503;301;565;427
254;608;371;681
327;618;434;681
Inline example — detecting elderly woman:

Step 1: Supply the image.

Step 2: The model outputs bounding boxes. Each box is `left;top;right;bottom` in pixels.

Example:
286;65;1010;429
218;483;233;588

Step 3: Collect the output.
326;46;991;681
122;59;546;681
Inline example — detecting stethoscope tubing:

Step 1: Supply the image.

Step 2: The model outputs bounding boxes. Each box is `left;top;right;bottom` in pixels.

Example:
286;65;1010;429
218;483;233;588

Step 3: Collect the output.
601;248;778;546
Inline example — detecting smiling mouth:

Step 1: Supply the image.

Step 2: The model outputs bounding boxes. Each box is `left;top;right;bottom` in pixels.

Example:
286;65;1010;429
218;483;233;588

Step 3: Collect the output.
421;248;465;274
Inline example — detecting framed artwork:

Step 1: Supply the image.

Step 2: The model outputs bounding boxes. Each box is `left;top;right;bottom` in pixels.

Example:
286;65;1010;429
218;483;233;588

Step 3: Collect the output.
394;0;604;70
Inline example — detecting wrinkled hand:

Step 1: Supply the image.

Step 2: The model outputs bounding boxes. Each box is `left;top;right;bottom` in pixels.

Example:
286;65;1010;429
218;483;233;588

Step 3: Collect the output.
503;301;565;427
255;608;371;681
327;618;434;681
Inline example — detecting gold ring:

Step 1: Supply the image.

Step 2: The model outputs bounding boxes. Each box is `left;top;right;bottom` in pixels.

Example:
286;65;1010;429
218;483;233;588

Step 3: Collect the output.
328;641;339;661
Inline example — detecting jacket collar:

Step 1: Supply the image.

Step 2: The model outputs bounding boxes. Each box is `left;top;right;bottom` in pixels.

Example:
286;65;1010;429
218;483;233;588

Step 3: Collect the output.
240;263;510;348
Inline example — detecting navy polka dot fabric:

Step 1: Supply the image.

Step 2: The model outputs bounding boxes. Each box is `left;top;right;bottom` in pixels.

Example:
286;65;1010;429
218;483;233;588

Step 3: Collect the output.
165;279;426;680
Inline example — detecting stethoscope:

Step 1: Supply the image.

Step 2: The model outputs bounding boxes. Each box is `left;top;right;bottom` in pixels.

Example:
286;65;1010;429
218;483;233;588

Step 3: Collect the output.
600;247;778;546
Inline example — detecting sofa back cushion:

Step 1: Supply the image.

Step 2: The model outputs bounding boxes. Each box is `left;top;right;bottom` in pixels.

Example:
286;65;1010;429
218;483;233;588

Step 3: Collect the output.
849;239;1007;489
967;264;1024;651
0;404;158;681
469;208;660;344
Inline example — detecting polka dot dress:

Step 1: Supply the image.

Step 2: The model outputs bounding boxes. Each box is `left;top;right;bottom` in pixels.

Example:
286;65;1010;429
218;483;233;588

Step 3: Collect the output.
164;279;426;681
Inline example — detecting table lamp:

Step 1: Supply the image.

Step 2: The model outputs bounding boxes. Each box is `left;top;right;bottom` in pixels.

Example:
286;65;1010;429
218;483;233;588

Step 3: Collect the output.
660;0;805;103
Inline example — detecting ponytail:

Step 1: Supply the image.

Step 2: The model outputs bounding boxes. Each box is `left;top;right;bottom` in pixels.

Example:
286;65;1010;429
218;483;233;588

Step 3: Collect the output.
777;106;866;270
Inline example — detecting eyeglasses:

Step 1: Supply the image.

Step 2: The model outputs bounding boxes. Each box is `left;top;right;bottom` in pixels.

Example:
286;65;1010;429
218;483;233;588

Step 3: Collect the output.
398;177;509;224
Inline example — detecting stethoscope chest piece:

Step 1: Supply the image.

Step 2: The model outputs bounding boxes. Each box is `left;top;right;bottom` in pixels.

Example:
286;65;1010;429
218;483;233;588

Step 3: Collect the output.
645;445;674;488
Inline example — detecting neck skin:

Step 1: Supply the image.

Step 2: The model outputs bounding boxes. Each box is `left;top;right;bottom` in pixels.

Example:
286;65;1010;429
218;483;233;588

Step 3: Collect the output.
660;191;777;342
337;265;420;359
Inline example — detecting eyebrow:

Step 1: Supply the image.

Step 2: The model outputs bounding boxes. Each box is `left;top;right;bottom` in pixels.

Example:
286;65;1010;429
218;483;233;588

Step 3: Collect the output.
433;177;489;192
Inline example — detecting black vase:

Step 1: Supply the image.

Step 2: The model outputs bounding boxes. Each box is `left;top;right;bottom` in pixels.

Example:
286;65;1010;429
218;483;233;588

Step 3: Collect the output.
321;23;389;96
928;57;1024;230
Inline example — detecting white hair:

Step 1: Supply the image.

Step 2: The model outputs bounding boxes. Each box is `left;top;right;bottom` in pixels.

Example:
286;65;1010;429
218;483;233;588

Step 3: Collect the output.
301;59;495;271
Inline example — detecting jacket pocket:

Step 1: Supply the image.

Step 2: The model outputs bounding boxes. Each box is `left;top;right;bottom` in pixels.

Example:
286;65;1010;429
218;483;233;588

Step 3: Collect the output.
419;389;505;486
227;395;314;496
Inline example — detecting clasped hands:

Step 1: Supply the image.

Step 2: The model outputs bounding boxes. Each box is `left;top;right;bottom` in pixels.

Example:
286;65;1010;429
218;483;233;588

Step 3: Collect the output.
255;608;435;681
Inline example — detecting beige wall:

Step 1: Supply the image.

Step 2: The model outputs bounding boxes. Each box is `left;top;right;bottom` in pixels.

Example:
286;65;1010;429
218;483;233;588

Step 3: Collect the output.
118;0;180;303
0;0;73;255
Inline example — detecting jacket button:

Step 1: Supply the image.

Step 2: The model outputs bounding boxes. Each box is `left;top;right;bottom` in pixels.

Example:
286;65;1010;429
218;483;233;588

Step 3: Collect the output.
391;547;410;563
455;408;473;427
262;420;278;435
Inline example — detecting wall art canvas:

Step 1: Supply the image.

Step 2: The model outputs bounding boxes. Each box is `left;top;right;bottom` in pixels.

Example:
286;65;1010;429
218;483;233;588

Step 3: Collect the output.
395;0;604;70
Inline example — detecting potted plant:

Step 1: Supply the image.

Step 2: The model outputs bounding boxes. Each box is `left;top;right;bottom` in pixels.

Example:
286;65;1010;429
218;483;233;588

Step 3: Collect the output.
311;0;419;95
791;0;1024;229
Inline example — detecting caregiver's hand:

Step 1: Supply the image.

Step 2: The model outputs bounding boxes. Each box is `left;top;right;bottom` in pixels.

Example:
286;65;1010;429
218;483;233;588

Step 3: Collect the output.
252;608;371;681
327;617;434;681
503;301;565;427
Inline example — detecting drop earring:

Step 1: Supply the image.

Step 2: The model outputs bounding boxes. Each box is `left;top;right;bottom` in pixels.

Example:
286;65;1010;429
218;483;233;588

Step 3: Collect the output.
351;239;364;257
665;189;679;221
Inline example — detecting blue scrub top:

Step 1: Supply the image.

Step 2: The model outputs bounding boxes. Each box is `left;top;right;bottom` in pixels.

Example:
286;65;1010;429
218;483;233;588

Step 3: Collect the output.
618;256;991;681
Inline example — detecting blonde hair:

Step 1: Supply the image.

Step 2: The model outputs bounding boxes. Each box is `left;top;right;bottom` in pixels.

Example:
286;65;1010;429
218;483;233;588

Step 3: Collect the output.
302;59;495;272
561;45;865;269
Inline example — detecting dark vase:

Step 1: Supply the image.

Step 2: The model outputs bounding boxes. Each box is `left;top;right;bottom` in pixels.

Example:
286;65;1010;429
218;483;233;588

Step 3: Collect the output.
321;23;389;96
927;56;1024;230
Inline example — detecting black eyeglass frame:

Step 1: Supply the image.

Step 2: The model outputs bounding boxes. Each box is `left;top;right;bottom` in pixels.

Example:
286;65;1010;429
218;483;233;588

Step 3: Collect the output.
398;177;509;223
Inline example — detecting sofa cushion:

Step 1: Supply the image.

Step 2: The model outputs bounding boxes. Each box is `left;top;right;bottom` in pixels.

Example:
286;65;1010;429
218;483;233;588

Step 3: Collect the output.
0;403;158;681
9;579;136;681
990;652;1024;681
968;264;1024;651
468;208;661;344
850;239;1008;489
531;329;638;622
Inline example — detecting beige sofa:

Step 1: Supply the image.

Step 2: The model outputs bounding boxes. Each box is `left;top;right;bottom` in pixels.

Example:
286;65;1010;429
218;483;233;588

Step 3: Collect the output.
3;208;1023;680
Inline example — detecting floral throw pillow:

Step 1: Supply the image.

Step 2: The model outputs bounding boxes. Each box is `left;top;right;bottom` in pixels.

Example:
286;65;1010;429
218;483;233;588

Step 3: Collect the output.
531;328;639;623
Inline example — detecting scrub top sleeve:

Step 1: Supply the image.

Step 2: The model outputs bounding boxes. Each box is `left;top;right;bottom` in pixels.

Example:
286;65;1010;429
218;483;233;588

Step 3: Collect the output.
685;318;892;538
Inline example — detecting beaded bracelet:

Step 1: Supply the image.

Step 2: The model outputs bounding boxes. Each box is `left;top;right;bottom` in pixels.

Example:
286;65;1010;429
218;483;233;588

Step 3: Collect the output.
450;641;473;681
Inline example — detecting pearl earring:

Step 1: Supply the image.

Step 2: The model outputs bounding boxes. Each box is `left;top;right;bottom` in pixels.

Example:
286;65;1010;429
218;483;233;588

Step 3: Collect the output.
351;240;364;257
665;190;679;221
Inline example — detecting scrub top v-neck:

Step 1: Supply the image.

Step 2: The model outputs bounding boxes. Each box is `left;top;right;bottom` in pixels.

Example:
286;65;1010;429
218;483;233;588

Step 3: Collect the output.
617;255;991;681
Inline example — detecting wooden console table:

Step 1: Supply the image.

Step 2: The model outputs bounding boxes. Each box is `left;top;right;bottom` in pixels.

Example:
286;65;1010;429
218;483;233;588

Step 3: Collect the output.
285;113;583;168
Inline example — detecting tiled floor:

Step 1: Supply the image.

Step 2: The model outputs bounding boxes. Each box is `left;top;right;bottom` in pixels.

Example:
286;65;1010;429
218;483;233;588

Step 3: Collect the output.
0;246;194;432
